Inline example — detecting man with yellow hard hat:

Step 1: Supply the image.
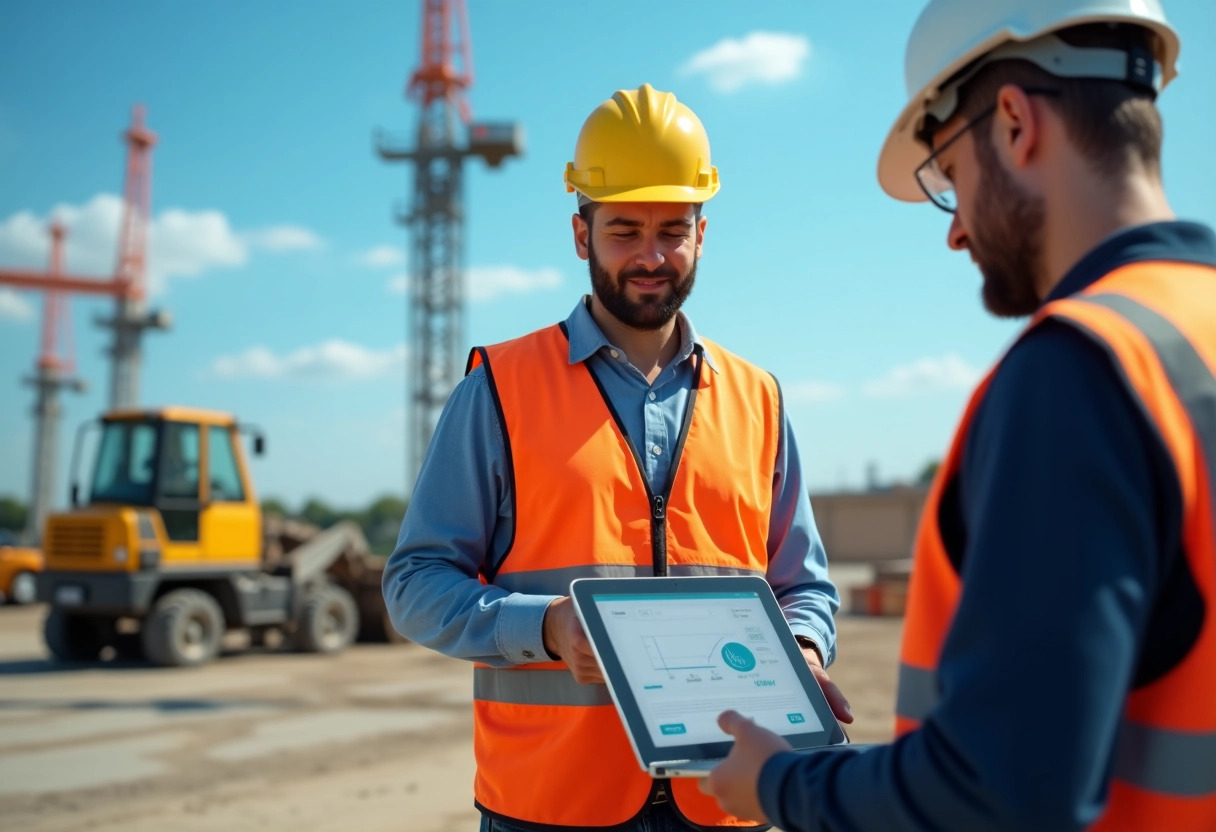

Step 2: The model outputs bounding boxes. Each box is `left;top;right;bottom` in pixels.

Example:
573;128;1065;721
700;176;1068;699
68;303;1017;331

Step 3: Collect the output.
383;83;851;831
701;0;1216;829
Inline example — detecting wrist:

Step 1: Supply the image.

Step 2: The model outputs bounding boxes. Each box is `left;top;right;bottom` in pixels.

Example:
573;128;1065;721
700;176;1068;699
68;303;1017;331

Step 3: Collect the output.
795;634;824;666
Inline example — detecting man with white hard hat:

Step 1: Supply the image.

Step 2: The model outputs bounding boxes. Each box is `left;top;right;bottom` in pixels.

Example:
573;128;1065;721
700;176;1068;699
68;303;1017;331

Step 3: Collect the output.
701;1;1216;829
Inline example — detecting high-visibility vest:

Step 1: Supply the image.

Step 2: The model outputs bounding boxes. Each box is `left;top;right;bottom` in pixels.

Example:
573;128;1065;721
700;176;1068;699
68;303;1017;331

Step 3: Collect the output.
467;322;780;829
897;260;1216;830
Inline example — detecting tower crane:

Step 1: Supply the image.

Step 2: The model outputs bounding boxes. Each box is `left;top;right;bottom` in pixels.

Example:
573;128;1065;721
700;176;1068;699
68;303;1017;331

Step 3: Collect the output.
376;0;523;489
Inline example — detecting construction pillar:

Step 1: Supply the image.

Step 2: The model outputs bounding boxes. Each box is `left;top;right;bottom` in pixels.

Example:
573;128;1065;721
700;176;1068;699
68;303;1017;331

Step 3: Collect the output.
23;366;85;544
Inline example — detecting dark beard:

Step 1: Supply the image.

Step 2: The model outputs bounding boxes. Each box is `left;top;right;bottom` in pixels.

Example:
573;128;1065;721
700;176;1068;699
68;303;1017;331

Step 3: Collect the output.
971;131;1047;318
587;240;696;331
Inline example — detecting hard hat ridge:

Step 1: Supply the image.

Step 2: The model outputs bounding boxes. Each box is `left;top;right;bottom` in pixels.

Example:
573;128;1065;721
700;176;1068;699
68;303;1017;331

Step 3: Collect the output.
565;83;720;205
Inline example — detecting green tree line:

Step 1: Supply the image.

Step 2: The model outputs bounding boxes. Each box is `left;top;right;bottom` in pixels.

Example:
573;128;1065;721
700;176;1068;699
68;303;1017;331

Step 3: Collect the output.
0;493;407;556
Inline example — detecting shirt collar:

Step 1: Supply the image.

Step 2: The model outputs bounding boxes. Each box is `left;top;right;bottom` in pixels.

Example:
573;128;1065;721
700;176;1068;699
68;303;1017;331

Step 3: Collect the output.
1044;220;1216;304
563;296;718;372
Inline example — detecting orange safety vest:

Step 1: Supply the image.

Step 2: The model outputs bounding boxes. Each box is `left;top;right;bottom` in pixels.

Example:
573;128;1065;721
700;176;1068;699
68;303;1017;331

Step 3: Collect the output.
897;260;1216;830
467;322;781;829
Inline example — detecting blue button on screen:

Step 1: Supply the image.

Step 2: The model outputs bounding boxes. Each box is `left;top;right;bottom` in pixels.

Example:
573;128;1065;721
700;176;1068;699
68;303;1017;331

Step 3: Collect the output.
660;723;687;735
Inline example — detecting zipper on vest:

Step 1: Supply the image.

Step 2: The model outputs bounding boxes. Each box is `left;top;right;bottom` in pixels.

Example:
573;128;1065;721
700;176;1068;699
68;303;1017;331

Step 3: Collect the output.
652;495;668;576
582;346;705;578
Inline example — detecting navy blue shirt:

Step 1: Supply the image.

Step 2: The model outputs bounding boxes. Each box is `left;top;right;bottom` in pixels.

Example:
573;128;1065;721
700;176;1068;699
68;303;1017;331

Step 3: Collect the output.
758;221;1216;832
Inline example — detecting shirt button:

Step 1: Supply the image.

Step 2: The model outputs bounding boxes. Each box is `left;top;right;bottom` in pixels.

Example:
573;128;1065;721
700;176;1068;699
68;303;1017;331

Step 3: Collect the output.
522;650;535;659
652;445;662;456
648;391;656;401
609;349;619;359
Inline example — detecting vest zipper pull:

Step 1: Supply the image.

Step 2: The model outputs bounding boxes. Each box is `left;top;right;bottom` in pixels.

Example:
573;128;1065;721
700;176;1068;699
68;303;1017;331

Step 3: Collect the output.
652;495;665;519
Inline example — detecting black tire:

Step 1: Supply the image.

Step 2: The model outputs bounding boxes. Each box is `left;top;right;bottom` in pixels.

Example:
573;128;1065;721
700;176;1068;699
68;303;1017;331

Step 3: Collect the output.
296;584;358;654
9;571;38;605
44;609;110;662
141;589;225;667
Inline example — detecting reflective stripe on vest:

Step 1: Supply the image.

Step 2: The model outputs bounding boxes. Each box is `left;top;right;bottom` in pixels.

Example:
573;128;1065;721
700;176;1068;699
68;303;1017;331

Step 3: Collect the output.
896;261;1216;830
474;667;614;707
897;662;1216;796
467;324;778;829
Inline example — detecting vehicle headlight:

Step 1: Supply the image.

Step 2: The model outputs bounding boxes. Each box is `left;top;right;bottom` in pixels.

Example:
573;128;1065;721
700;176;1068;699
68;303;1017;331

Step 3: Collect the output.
113;545;128;563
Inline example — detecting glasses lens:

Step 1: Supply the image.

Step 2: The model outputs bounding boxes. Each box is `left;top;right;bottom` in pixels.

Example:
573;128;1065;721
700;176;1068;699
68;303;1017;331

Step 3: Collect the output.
916;159;957;213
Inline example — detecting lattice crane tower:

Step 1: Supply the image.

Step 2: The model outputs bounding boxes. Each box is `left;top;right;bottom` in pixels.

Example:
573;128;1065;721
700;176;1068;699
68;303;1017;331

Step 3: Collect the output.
376;0;522;488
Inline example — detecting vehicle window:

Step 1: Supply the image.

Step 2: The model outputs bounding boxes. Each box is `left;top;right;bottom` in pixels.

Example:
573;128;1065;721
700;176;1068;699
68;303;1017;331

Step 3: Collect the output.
208;427;246;502
90;421;158;505
160;422;200;499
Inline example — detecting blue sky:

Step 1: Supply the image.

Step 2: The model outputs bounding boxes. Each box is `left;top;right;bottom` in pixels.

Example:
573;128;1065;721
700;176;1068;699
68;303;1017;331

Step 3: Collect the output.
2;1;1214;511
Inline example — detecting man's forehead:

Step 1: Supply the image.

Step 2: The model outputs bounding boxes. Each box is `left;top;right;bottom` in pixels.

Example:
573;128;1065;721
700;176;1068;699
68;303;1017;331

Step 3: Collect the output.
596;202;697;225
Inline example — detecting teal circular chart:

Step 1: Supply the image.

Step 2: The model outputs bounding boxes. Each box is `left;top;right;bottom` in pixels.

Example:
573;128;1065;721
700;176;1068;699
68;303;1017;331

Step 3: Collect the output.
720;642;757;672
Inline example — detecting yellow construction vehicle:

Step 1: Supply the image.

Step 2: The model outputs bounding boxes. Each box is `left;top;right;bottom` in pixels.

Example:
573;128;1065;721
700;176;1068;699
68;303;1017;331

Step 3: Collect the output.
36;406;393;666
0;529;43;605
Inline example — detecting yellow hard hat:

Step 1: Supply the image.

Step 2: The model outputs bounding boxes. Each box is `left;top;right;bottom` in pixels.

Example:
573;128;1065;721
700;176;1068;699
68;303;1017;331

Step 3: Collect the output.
565;83;720;204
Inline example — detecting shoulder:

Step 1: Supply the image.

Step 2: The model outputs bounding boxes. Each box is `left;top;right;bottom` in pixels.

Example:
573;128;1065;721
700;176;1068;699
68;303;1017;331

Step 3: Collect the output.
698;336;778;385
971;319;1169;479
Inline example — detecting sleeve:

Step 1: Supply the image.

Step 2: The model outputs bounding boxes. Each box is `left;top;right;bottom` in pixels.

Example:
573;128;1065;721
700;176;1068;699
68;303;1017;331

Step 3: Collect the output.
766;381;841;667
757;322;1171;832
380;368;558;666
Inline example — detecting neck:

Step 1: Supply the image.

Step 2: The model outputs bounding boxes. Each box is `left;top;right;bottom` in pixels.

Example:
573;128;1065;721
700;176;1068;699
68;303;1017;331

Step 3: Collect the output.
1038;161;1174;298
587;296;682;382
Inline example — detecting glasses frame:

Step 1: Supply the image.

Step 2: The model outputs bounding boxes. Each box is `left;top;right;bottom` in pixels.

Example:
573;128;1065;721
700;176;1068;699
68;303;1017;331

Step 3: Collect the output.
915;87;1062;214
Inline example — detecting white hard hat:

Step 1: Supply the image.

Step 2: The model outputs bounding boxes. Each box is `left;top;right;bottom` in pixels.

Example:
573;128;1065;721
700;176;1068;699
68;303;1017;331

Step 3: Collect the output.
877;0;1180;202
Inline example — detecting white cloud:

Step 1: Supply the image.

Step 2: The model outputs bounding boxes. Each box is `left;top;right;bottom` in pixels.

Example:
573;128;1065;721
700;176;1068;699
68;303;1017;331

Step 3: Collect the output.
211;340;408;381
679;32;811;93
387;265;562;302
0;194;318;297
244;225;324;252
357;245;406;268
787;381;846;403
0;288;35;321
862;354;981;398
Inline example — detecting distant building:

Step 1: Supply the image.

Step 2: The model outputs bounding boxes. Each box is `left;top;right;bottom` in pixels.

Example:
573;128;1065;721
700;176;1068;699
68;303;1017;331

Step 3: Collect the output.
810;486;927;564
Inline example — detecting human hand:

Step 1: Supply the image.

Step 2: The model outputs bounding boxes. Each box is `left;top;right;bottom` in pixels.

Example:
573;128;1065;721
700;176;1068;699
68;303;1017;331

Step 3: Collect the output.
542;596;603;684
699;710;792;822
802;645;853;724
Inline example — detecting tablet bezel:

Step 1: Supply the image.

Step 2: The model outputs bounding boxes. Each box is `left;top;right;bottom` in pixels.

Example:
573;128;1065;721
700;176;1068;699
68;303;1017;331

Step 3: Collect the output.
570;575;846;770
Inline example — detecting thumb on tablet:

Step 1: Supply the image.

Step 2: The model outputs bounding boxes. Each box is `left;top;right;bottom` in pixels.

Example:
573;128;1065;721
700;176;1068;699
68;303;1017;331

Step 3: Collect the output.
717;710;750;736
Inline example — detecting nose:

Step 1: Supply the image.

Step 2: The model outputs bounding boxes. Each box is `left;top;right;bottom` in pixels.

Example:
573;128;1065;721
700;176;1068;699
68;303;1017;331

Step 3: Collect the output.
946;211;969;252
634;236;666;271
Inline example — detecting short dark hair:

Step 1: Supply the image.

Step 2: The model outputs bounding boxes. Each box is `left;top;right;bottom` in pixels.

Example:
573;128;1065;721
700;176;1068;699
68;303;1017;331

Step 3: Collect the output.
932;23;1163;178
578;201;703;227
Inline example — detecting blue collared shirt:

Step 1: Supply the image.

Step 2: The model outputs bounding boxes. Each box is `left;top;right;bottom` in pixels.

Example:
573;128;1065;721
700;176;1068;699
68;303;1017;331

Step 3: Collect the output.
758;221;1216;832
383;297;840;668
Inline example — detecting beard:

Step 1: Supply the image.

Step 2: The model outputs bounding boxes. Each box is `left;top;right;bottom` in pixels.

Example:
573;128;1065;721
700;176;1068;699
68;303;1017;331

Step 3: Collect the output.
970;133;1048;319
587;240;697;331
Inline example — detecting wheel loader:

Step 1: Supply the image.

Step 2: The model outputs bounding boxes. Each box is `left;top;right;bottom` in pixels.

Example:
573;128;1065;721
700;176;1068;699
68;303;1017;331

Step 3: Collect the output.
35;406;398;667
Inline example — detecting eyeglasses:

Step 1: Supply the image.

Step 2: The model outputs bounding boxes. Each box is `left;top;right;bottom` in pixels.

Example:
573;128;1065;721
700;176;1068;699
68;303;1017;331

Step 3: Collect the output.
915;88;1062;214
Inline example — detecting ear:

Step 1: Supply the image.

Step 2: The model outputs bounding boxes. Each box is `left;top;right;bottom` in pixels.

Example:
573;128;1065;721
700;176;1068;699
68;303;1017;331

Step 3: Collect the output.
992;84;1041;169
572;213;590;261
695;215;708;259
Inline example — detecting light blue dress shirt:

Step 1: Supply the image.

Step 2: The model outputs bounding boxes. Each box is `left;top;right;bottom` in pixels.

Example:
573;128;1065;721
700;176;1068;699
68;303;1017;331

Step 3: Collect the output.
382;297;839;667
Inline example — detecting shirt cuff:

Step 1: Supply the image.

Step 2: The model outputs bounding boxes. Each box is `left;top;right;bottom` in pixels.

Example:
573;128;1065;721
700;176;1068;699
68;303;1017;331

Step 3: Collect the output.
758;752;801;830
789;626;832;667
496;593;561;664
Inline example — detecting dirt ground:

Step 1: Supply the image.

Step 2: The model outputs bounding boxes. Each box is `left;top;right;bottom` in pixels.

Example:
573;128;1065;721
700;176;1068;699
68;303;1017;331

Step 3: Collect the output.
0;604;902;832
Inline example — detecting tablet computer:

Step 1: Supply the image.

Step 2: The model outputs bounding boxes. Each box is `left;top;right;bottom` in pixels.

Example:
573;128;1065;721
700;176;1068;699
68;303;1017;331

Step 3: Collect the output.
570;575;849;778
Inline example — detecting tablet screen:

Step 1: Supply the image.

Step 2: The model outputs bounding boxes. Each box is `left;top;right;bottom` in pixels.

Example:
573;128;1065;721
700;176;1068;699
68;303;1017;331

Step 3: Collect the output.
591;590;825;748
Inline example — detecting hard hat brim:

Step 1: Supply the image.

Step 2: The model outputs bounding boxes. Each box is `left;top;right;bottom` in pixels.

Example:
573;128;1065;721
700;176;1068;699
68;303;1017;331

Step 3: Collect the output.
877;97;936;204
572;182;720;204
